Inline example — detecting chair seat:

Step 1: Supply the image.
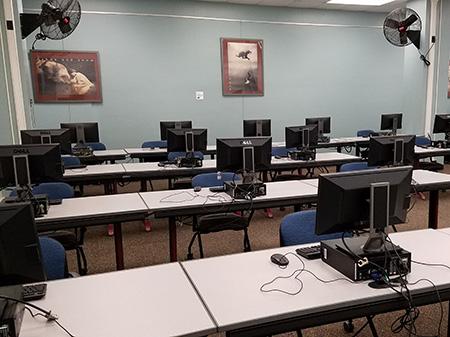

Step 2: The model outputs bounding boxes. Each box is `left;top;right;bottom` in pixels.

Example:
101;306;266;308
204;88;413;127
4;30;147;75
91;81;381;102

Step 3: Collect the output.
198;213;248;233
43;231;80;250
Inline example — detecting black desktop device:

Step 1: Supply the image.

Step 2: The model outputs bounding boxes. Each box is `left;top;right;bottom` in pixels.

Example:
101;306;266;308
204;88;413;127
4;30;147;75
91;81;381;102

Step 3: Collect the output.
368;135;415;167
285;125;318;161
60;122;99;157
20;129;72;155
167;128;206;168
316;166;413;283
433;114;450;143
243;119;271;137
305;117;331;143
380;113;403;136
216;137;271;199
160;120;192;141
0;144;63;216
0;286;25;337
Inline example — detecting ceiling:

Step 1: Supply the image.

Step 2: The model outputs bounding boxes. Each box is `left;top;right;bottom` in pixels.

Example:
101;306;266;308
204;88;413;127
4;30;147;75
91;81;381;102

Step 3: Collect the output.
197;0;408;13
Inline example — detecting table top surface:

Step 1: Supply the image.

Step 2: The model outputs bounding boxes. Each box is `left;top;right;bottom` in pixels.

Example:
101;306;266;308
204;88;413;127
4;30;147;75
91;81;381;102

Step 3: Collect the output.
122;160;217;173
35;193;148;223
63;164;126;177
182;229;450;332
20;263;216;337
92;149;128;157
414;146;450;154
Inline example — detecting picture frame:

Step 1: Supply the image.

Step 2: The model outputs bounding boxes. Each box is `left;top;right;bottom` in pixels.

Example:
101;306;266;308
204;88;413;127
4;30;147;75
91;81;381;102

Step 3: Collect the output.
220;38;264;96
30;50;102;103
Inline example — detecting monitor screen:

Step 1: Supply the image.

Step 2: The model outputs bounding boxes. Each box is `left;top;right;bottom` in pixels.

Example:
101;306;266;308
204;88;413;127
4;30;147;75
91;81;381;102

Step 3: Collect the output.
0;202;46;286
243;119;271;137
60;122;99;144
433;114;450;134
305;117;331;135
167;128;207;153
0;144;64;188
216;137;272;173
21;128;72;155
160;121;192;141
315;166;412;235
368;135;415;167
380;113;403;131
285;125;318;149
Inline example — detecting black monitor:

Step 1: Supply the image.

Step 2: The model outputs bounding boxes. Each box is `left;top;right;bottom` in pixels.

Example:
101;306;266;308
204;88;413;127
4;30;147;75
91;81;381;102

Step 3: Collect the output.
316;166;412;252
368;135;415;167
243;119;271;137
380;113;403;135
60;122;99;144
167;128;207;153
160;121;192;141
433;114;450;136
216;137;272;175
21;128;72;155
305;117;331;137
285;125;318;149
0;144;64;191
0;202;46;286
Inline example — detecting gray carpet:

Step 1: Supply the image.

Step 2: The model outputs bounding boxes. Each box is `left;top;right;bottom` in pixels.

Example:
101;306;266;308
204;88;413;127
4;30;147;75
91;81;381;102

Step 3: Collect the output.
65;166;450;337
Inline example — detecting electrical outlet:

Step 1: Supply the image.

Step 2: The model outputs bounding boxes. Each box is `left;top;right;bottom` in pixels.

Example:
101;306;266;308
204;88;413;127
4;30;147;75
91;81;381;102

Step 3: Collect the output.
195;91;204;101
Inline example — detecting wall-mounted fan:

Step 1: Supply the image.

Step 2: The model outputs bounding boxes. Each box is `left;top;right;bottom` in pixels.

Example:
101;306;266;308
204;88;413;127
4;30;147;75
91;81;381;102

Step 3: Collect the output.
383;7;430;65
20;0;81;42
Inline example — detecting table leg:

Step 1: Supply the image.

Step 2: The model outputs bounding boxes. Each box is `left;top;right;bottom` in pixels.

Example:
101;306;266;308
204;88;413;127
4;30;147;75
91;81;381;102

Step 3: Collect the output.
140;179;148;192
113;223;124;270
356;145;361;157
428;190;439;229
447;301;450;337
169;217;177;262
337;146;342;153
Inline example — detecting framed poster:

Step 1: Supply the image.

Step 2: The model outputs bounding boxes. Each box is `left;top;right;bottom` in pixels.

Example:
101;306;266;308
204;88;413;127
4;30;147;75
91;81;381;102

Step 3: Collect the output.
30;50;102;103
221;38;264;96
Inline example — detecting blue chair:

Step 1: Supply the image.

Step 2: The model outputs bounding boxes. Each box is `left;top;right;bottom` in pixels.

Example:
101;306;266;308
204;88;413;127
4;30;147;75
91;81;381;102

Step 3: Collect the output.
415;136;432;147
188;172;252;259
280;210;348;246
415;136;443;172
39;237;67;280
61;155;81;167
142;140;167;149
272;146;291;157
85;142;107;151
339;162;371;172
357;129;376;138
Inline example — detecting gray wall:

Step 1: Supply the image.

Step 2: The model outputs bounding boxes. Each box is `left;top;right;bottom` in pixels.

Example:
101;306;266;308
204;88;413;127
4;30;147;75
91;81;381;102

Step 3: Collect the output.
22;0;426;148
436;0;450;115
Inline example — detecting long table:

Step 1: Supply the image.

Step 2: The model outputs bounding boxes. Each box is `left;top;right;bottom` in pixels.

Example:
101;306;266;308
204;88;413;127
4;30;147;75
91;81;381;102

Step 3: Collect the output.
20;229;450;337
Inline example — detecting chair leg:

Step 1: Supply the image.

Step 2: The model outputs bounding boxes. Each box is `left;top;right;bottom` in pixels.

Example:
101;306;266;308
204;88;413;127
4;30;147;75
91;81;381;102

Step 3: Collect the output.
243;228;251;252
149;180;154;191
296;330;303;337
366;316;379;337
77;246;88;275
198;233;204;258
187;233;198;260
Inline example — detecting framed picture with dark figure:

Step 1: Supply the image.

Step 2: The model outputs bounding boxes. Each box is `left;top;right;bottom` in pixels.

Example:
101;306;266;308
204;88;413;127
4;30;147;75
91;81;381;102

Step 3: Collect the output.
221;38;264;96
30;50;102;103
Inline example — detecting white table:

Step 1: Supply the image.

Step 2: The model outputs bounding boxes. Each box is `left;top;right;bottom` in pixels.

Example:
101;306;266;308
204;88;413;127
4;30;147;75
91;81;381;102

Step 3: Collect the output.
63;164;126;183
414;145;450;159
36;193;149;270
20;263;216;337
182;229;450;336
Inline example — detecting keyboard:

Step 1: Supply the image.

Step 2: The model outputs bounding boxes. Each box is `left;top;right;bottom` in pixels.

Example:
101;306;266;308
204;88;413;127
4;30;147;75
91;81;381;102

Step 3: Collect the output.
296;245;321;260
22;283;47;301
158;161;177;167
209;186;225;193
65;164;87;169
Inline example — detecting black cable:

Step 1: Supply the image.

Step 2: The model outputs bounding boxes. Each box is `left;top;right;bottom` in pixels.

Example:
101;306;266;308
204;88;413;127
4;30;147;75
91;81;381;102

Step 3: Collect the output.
24;306;75;337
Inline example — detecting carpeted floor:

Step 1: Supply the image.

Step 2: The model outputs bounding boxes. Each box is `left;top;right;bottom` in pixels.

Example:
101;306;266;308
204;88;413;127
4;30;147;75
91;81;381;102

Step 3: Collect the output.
65;166;450;337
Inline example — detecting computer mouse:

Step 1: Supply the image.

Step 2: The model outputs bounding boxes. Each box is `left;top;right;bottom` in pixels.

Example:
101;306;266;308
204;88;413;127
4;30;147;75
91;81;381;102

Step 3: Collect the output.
270;253;289;266
193;186;202;192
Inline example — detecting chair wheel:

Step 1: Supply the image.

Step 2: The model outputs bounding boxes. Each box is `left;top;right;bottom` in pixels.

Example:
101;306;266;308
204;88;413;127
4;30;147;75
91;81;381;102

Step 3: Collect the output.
343;321;354;333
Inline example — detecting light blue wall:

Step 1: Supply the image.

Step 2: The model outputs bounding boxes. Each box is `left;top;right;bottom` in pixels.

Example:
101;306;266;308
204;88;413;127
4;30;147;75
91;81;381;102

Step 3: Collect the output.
22;0;425;148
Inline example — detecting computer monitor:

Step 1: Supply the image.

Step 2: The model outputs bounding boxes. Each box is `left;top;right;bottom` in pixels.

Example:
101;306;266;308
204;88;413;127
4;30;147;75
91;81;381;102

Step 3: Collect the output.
305;117;331;138
243;119;271;137
60;122;99;145
167;128;207;154
316;166;412;252
380;113;403;135
0;202;46;286
20;128;72;155
368;135;415;167
285;125;318;149
216;137;272;176
433;114;450;136
160;121;192;141
0;144;64;191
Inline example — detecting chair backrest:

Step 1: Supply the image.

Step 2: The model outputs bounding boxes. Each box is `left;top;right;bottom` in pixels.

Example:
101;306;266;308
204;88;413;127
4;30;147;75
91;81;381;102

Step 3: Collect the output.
192;172;237;188
39;237;67;280
85;142;107;151
357;129;375;138
32;182;75;199
62;155;81;167
168;151;204;161
415;136;431;147
280;210;350;246
339;162;371;172
272;146;291;157
142;140;167;149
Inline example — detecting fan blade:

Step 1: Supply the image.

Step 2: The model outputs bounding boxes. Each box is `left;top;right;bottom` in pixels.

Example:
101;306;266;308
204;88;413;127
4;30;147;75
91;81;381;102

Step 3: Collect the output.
60;0;75;14
399;31;408;45
402;14;418;28
385;18;400;29
407;30;421;49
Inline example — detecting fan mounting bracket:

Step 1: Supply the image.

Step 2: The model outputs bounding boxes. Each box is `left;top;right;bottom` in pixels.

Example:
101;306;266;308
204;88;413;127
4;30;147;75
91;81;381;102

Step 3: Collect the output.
20;13;41;39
